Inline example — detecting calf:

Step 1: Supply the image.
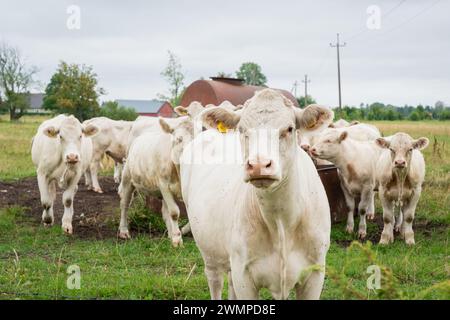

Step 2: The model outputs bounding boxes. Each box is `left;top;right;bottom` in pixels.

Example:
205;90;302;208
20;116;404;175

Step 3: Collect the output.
310;129;380;238
82;117;133;193
181;89;332;299
118;117;194;246
375;133;428;245
31;115;99;234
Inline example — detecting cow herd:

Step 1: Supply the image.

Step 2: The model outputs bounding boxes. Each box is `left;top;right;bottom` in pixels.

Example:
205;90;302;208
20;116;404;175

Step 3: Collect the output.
30;89;429;299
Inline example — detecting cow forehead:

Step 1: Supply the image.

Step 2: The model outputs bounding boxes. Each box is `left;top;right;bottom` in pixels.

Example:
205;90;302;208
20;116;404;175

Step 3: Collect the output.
240;103;294;129
60;118;82;135
390;133;413;150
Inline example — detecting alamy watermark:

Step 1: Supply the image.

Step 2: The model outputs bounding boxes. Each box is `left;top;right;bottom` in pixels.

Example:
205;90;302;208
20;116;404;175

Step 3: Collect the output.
66;264;81;290
366;264;381;290
66;5;81;30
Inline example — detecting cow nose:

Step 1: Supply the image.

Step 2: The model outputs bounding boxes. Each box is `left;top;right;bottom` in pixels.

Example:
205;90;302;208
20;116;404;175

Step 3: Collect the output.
310;147;318;156
301;144;310;152
246;158;275;178
395;159;406;167
66;153;79;163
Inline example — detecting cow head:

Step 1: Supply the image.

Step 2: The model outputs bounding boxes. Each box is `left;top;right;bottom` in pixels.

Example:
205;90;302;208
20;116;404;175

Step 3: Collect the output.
201;89;333;189
375;133;428;170
310;129;348;161
159;117;194;167
43;115;98;165
296;105;334;153
174;101;204;119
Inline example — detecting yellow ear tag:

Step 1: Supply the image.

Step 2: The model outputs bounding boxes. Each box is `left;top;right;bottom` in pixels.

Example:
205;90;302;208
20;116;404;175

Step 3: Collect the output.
217;121;228;133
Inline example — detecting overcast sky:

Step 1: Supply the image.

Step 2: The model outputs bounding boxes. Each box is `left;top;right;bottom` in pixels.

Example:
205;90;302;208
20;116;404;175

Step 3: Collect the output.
1;0;449;107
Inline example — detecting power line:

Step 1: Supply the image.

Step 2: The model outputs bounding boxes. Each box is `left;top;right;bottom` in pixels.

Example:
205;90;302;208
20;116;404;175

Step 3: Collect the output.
330;33;346;112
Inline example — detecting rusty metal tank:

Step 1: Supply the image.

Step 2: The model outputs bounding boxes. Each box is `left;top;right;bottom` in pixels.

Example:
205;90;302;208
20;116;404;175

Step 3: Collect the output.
179;77;299;107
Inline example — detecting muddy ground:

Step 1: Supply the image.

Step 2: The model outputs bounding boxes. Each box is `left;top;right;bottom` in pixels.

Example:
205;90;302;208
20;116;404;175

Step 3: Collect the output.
0;176;444;245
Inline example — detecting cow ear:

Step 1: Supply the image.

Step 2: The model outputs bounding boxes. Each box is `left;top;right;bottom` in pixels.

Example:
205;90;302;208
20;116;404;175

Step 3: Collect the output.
201;107;240;130
375;137;390;149
412;137;429;150
43;126;59;138
159;117;173;134
82;124;99;137
295;104;334;131
174;106;188;116
338;131;348;142
328;123;335;128
350;120;360;126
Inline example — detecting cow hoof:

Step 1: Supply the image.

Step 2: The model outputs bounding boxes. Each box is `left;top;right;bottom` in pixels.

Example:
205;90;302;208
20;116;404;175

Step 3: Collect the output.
379;233;393;245
358;230;367;240
93;188;103;194
42;217;53;225
118;230;131;239
345;225;354;234
405;238;415;246
367;212;375;220
114;178;120;184
62;225;73;235
43;222;53;228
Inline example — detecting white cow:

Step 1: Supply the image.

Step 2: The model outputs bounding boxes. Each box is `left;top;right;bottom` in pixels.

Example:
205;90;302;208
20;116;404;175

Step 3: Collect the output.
118;116;194;246
375;133;429;245
82;117;133;193
180;89;332;300
310;129;381;238
31;114;99;234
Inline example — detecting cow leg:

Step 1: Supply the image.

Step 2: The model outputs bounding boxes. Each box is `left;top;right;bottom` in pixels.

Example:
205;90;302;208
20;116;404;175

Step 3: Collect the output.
118;169;133;239
367;192;375;220
84;169;92;189
401;189;420;245
89;154;103;193
231;267;259;299
37;172;55;226
181;222;191;235
357;189;373;239
114;162;123;184
395;208;403;233
205;265;224;300
159;182;182;247
379;193;395;245
342;186;355;234
295;264;325;300
61;183;78;235
228;271;237;300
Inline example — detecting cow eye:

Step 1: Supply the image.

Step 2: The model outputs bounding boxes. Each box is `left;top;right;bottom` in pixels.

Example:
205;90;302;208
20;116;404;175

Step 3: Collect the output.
389;148;395;153
408;148;413;152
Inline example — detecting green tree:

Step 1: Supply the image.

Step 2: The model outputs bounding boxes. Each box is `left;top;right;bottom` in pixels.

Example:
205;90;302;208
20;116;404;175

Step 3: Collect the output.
159;51;185;106
236;62;267;86
99;101;138;121
297;95;316;108
0;42;38;121
43;61;104;121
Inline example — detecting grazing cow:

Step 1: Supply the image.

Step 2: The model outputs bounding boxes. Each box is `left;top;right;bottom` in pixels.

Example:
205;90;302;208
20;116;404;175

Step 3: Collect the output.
180;89;332;300
375;133;429;245
118;116;194;246
82;117;133;193
310;129;380;238
31;115;99;234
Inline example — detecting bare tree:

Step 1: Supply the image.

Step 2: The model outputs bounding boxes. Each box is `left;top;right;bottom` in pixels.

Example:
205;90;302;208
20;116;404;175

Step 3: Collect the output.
0;42;38;120
159;51;185;106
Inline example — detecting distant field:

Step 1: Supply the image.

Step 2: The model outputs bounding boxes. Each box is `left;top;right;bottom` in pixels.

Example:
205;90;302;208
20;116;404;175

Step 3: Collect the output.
0;115;448;300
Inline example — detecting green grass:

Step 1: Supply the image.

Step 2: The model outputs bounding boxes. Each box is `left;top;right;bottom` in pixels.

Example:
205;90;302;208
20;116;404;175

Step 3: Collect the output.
0;117;449;299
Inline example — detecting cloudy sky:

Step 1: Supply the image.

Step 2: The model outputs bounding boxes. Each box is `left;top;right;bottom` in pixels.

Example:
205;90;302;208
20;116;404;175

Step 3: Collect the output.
1;0;449;107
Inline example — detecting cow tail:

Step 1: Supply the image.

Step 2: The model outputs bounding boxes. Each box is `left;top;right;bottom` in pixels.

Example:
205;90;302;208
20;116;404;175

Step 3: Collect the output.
276;218;287;299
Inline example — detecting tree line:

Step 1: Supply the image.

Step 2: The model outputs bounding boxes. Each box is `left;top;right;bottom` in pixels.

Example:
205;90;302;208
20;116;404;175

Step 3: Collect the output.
1;42;449;122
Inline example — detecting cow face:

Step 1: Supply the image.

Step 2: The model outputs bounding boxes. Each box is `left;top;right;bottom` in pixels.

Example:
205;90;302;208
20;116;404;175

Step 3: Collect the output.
201;89;333;189
376;133;428;170
159;117;194;167
43;116;98;165
310;129;348;161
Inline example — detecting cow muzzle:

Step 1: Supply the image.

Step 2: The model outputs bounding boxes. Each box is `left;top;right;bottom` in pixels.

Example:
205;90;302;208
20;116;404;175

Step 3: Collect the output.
65;153;80;164
245;158;279;188
394;159;406;168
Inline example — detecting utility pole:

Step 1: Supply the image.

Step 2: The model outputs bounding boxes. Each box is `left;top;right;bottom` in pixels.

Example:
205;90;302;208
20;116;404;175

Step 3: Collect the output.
302;74;310;107
330;33;346;114
291;80;298;98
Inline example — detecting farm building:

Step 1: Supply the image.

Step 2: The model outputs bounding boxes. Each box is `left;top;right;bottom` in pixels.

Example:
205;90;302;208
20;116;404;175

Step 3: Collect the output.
115;99;174;117
180;77;299;107
27;93;49;114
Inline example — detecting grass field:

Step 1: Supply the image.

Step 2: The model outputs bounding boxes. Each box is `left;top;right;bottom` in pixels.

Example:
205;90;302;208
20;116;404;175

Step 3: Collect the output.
0;115;449;300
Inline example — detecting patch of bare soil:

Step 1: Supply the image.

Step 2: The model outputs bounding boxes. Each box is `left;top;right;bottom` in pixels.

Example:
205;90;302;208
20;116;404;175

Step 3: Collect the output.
0;177;120;239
